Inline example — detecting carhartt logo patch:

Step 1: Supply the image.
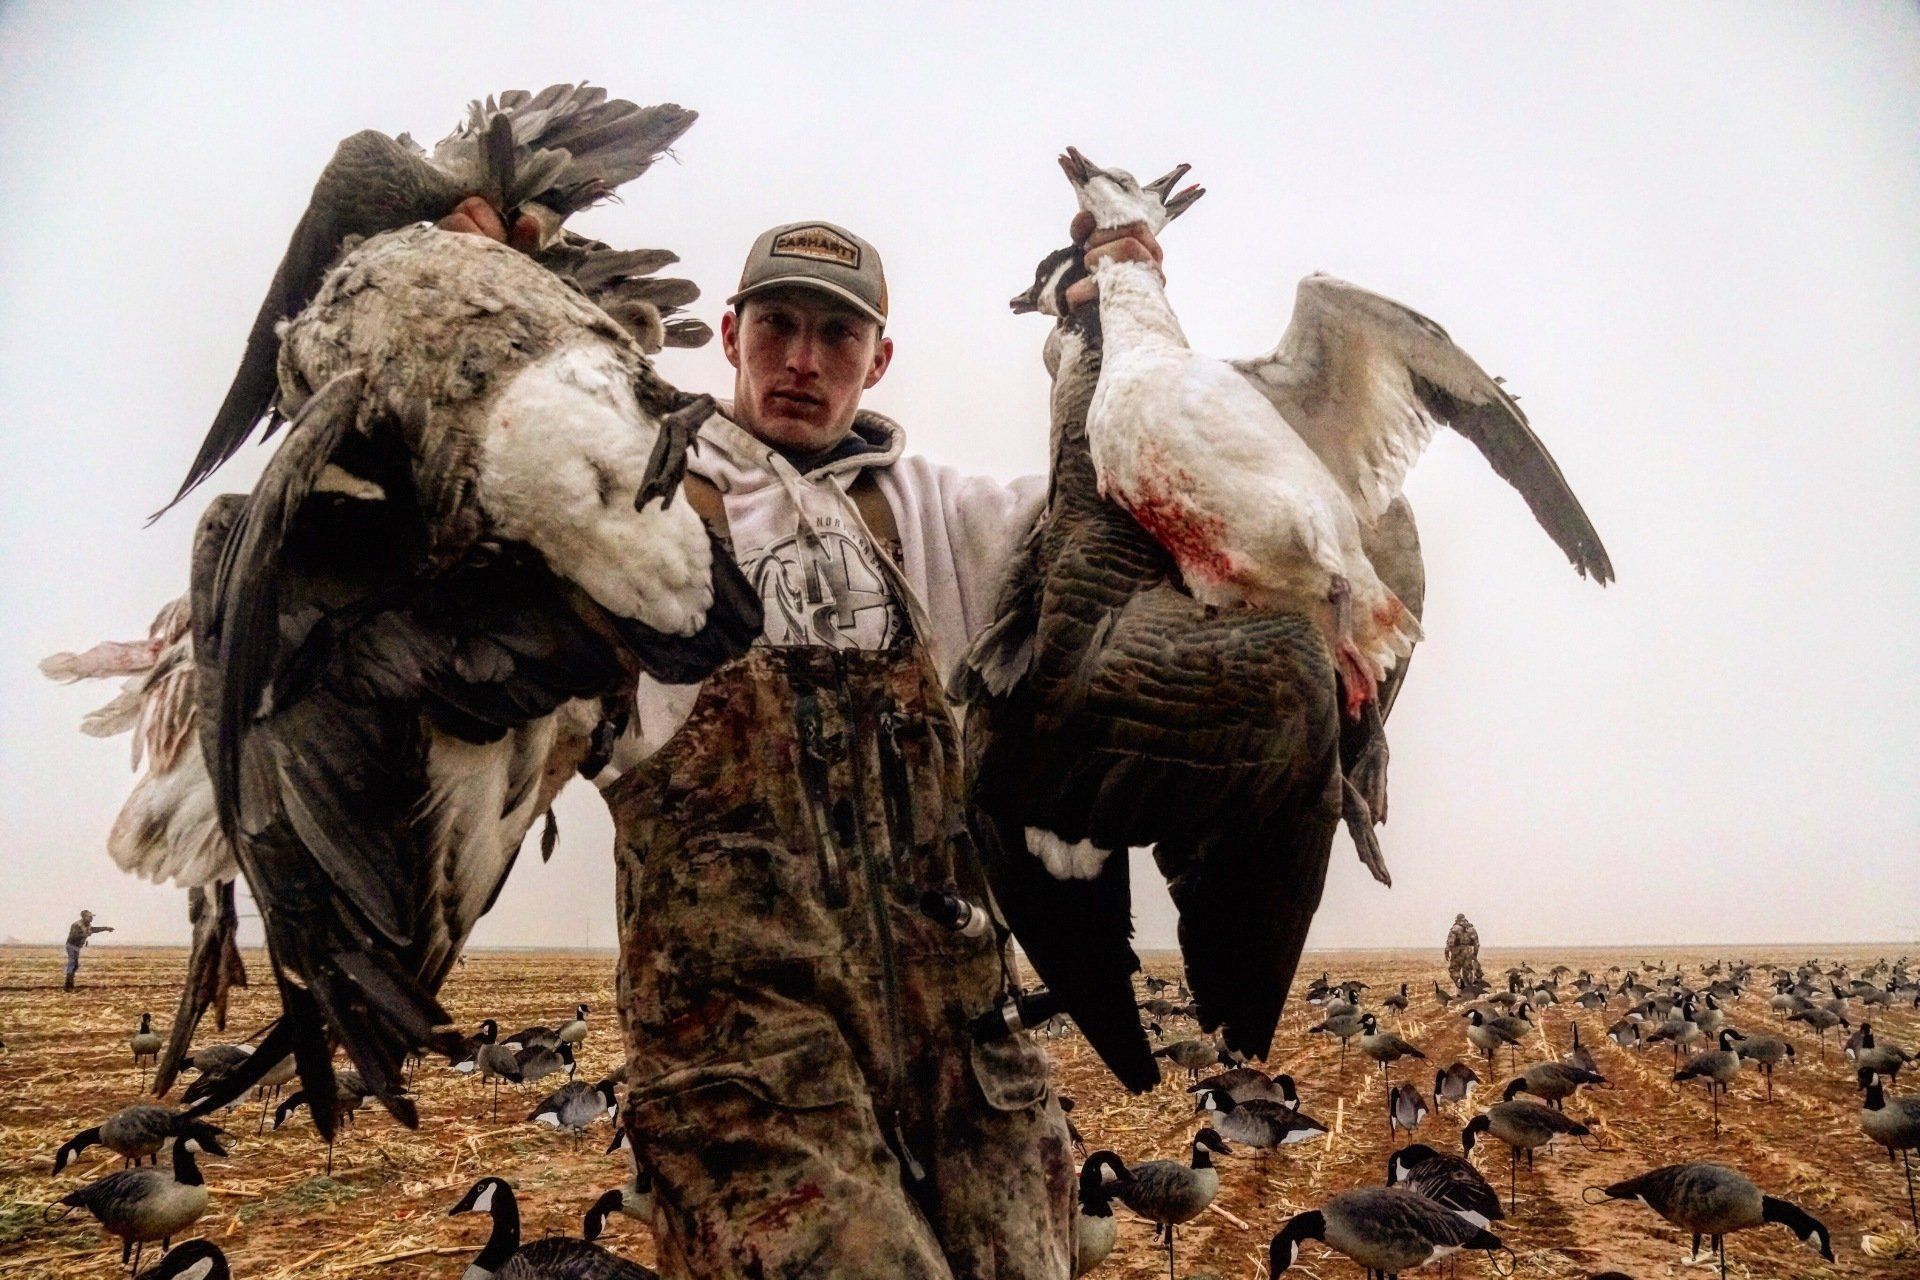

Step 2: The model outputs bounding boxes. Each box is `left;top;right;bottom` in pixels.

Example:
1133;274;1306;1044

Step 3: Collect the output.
770;225;861;269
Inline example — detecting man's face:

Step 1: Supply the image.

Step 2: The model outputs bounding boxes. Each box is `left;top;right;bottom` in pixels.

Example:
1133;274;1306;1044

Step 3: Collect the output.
722;288;893;455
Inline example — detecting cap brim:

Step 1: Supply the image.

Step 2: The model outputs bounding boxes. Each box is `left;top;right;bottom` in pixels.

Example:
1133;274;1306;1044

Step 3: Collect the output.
727;276;886;326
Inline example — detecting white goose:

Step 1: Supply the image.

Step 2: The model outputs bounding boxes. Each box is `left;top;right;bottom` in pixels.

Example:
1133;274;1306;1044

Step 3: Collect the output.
1058;148;1612;714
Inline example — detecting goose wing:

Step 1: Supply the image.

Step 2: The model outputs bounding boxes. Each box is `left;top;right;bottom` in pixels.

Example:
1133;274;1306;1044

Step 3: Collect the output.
193;368;757;1133
164;86;698;511
1232;274;1612;583
510;1237;661;1279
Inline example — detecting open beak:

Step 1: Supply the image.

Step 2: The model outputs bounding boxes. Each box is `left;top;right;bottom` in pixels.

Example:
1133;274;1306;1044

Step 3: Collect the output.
1163;183;1207;221
1058;146;1098;185
1009;292;1038;315
1143;163;1191;200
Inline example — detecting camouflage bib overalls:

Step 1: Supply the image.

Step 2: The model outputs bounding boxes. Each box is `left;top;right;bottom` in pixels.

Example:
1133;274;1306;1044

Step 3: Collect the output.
606;629;1075;1277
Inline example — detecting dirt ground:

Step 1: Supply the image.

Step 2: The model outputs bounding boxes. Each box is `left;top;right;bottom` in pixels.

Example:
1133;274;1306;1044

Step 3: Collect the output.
1;943;1914;1279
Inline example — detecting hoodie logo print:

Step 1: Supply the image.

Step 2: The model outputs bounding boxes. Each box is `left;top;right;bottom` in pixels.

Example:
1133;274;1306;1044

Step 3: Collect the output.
748;527;901;650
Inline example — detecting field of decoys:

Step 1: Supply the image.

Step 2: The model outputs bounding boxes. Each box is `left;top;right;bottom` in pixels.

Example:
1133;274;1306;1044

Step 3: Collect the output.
2;943;1915;1278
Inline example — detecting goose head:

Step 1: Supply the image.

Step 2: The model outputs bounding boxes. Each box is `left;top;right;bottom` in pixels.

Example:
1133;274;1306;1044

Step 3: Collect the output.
583;1188;624;1242
1056;147;1204;233
449;1174;514;1218
1268;1210;1327;1275
1010;246;1085;317
1386;1142;1440;1184
139;1240;231;1280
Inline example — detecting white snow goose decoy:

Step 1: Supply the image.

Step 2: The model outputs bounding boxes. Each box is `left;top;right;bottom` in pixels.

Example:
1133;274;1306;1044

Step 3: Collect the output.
150;88;760;1133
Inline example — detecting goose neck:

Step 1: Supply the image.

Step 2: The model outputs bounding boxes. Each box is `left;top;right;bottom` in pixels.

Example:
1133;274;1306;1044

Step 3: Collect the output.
1091;258;1186;349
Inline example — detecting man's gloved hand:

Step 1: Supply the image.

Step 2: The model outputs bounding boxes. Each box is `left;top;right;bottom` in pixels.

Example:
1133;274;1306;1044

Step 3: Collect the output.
438;195;545;252
1064;210;1164;310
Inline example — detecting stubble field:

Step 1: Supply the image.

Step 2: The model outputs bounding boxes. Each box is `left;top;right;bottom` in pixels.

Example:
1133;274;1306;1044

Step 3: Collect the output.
0;944;1914;1279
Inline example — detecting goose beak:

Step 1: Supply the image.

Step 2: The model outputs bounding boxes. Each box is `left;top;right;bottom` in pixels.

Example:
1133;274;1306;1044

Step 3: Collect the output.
1143;163;1190;199
1010;290;1038;314
1163;183;1207;221
1058;147;1098;185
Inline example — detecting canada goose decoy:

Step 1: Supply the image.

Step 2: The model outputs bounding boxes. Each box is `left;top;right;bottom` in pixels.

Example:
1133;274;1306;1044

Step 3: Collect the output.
1463;1009;1522;1070
1847;1023;1912;1081
134;1239;230;1280
1360;1013;1427;1086
55;1106;215;1172
1388;1084;1432;1138
1387;1142;1504;1229
1733;1034;1794;1101
1599;1162;1832;1279
1644;1000;1705;1070
166;92;761;1133
1190;1066;1298;1107
518;1041;577;1087
592;1130;657;1236
1311;1011;1372;1072
1858;1068;1920;1226
131;1014;165;1086
557;1003;591;1048
1786;1005;1848;1061
464;1039;529;1119
958;189;1368;1092
1269;1186;1504;1278
1512;1060;1606;1113
1564;1023;1601;1074
1383;983;1411;1013
1056;147;1608;728
1462;1080;1591;1210
1195;1087;1327;1149
1096;1129;1230;1280
1433;1062;1479;1107
508;1022;561;1054
1073;1152;1125;1276
1674;1030;1745;1136
528;1077;618;1143
1151;1037;1218;1082
448;1176;659;1279
273;1069;374;1175
54;1124;226;1272
1606;1016;1642;1051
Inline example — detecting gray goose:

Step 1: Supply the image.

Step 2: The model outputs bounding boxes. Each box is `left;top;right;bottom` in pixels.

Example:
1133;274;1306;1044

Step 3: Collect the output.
959;200;1386;1091
448;1176;658;1279
55;1105;211;1172
1462;1079;1591;1209
1673;1029;1745;1135
1096;1129;1230;1280
1600;1163;1831;1279
1786;1005;1848;1060
54;1124;226;1272
1857;1068;1920;1226
1269;1186;1504;1278
1387;1142;1504;1229
557;1003;591;1049
166;92;761;1131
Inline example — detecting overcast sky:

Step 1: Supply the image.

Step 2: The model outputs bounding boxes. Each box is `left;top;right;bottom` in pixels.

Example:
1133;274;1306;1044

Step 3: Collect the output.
1;4;1915;953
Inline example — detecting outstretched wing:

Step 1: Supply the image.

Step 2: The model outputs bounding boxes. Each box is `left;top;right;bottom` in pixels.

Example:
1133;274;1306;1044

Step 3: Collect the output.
1232;274;1613;583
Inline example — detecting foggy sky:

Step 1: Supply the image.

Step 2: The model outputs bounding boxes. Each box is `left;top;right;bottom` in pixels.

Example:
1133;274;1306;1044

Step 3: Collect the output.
1;3;1915;952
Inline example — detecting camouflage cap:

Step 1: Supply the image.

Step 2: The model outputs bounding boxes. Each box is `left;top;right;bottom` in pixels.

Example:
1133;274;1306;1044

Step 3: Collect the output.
728;220;887;326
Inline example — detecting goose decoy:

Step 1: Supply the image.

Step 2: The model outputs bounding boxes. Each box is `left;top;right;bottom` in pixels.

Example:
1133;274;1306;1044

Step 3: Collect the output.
448;1176;659;1278
1734;1034;1794;1101
1858;1068;1920;1226
1673;1030;1745;1136
1097;1129;1230;1280
1564;1023;1601;1074
588;1129;657;1245
1311;1011;1372;1072
273;1069;374;1175
1189;1066;1298;1108
135;1239;230;1280
1786;1005;1848;1060
508;1022;561;1054
55;1105;213;1172
1462;1080;1591;1209
462;1039;529;1119
1268;1187;1504;1278
557;1003;591;1048
54;1123;226;1272
1463;1009;1522;1070
1847;1023;1912;1081
1359;1013;1427;1085
1599;1163;1831;1279
517;1041;577;1087
1606;1016;1642;1051
1387;1142;1504;1229
1073;1152;1125;1276
1512;1060;1606;1113
958;190;1371;1093
131;1013;165;1084
527;1077;618;1142
160;91;761;1133
1151;1037;1218;1082
1056;145;1609;722
1195;1087;1327;1149
1388;1083;1432;1137
1383;982;1411;1013
1433;1062;1479;1107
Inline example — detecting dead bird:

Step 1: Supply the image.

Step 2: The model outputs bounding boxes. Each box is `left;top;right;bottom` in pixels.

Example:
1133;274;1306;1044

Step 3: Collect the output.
1600;1162;1831;1279
165;90;762;1133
